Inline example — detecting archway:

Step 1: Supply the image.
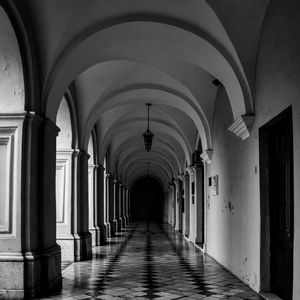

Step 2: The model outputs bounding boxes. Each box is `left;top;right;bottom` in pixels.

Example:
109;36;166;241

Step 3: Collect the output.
131;177;164;223
55;96;74;263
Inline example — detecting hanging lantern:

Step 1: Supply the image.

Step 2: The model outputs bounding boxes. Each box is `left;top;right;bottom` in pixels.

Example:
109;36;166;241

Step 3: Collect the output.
143;103;154;152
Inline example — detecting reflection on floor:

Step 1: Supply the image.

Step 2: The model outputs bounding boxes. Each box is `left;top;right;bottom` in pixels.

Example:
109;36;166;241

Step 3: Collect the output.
39;223;263;299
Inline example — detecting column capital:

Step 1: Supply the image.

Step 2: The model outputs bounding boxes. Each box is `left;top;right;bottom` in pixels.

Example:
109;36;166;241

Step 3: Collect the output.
97;164;105;172
185;165;195;176
228;114;254;140
88;163;97;169
200;149;213;165
43;116;60;135
72;148;90;159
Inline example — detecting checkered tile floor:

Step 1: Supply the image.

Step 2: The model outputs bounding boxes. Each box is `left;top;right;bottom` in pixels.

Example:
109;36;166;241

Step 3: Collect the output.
38;223;263;299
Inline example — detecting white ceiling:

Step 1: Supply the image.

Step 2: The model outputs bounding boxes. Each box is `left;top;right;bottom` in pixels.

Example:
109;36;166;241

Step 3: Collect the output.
25;0;270;190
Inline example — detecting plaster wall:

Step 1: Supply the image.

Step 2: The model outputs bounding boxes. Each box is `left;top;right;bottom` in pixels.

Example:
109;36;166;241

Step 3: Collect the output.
56;97;72;149
0;8;24;112
206;1;300;297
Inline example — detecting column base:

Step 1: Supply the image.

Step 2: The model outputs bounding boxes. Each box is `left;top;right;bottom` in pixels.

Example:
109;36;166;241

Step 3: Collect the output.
117;218;123;231
89;226;100;247
106;222;111;238
57;232;92;262
0;245;62;299
123;216;128;227
122;217;127;228
99;224;108;245
42;244;62;293
74;232;92;261
110;219;118;237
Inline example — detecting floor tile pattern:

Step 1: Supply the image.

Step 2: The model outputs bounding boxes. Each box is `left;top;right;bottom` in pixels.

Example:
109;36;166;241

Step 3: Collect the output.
38;223;263;299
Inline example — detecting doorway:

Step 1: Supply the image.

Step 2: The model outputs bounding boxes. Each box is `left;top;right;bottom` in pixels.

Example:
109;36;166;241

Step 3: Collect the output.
259;107;293;300
131;177;164;223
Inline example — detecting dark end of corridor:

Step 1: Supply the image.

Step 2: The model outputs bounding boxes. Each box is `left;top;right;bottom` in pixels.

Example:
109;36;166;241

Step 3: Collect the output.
131;178;164;223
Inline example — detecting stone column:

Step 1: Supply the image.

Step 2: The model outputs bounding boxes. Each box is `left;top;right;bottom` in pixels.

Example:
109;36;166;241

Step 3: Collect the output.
175;179;180;231
167;187;172;225
117;183;123;230
177;177;184;233
171;183;176;228
124;187;130;225
109;179;117;236
105;173;111;238
123;188;127;226
96;165;107;245
108;176;116;236
71;149;92;261
0;113;62;298
114;180;120;231
128;190;131;223
88;163;98;246
200;150;212;252
163;191;168;223
122;185;127;226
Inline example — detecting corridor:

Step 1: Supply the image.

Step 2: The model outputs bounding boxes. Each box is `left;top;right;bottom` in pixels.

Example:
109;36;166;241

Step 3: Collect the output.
40;223;263;300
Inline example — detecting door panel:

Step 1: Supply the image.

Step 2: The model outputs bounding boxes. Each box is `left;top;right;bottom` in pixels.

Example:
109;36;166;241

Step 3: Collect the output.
269;110;293;300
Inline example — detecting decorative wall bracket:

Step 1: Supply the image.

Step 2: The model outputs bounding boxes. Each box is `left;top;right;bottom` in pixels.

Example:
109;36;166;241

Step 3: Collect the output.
200;149;213;165
228;115;255;140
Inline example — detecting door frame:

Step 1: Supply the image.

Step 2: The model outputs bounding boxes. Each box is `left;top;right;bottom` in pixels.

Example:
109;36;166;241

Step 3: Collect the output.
259;106;294;297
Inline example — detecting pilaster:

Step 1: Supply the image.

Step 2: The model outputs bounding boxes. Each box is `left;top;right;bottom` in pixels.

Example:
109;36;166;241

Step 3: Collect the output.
0;113;62;298
96;165;108;245
117;183;123;230
71;149;92;261
110;179;118;236
105;173;111;238
88;163;99;247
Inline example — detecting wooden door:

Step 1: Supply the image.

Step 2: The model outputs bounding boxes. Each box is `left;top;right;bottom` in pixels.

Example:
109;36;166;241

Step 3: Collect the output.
269;109;293;300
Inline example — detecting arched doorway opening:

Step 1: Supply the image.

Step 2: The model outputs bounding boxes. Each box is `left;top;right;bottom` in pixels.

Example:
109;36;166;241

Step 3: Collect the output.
55;96;74;264
131;177;164;223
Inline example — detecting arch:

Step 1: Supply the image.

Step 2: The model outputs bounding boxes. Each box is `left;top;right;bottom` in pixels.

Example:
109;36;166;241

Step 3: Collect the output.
119;152;176;183
56;97;73;149
87;129;98;246
83;83;211;151
99;117;192;165
55;95;76;261
111;137;182;175
126;165;170;191
43;17;253;126
61;88;79;149
131;175;165;193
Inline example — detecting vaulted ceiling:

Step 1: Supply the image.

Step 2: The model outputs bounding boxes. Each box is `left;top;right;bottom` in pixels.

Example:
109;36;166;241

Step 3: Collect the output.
25;0;270;190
